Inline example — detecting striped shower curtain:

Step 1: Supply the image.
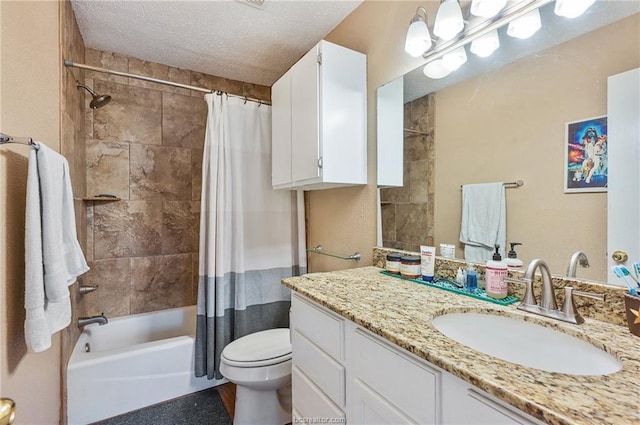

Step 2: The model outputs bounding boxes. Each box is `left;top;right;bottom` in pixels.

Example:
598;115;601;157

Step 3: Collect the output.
195;93;306;380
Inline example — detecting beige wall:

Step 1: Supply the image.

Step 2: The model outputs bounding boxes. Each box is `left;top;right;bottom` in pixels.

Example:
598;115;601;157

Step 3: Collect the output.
0;1;62;424
312;0;437;272
434;14;640;282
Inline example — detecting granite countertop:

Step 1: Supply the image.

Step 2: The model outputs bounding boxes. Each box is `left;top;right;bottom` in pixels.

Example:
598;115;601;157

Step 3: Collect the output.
282;266;640;425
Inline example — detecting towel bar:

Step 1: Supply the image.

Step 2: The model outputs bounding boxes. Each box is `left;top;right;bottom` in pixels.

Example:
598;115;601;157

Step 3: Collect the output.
307;245;361;262
460;180;523;189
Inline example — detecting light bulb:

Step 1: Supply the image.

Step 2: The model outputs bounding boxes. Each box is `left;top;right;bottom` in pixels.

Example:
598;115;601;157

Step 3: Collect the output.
470;29;500;57
423;60;452;79
434;0;464;41
554;0;596;18
405;19;432;57
507;8;541;39
470;0;507;18
442;46;467;71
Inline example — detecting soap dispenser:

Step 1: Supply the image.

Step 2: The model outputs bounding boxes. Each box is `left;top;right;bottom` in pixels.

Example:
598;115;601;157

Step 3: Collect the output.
485;244;508;299
504;242;524;268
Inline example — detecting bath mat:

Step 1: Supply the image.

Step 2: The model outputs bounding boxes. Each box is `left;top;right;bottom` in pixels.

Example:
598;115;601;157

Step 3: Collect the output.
90;387;230;425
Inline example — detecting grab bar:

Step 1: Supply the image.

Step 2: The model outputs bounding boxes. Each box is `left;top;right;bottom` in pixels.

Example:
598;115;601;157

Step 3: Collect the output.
307;245;361;262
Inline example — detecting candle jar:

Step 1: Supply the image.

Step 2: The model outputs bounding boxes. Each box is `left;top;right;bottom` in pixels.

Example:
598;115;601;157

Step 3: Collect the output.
400;256;421;279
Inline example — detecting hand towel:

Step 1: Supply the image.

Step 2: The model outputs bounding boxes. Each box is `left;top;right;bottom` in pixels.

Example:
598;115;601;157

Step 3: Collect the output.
459;182;506;263
24;142;89;352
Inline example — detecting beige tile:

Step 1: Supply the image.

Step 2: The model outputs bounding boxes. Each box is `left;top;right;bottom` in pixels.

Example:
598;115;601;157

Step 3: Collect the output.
93;200;163;259
86;204;94;262
409;159;429;203
381;203;396;242
93;80;162;145
130;143;191;200
192;149;203;201
128;58;191;95
395;203;429;247
190;72;270;102
83;258;132;318
85;48;129;84
130;254;194;314
86;139;130;199
161;201;199;255
162;92;206;149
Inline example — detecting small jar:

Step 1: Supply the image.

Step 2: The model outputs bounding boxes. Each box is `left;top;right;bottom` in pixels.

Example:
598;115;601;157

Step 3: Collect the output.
385;253;402;274
400;256;421;279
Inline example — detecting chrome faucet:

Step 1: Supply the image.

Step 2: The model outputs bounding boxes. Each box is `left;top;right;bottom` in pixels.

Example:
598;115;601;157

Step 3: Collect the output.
504;259;605;324
567;251;590;277
77;314;108;328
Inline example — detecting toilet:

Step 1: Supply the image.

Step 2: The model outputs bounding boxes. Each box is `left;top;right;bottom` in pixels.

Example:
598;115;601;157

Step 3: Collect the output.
219;328;292;425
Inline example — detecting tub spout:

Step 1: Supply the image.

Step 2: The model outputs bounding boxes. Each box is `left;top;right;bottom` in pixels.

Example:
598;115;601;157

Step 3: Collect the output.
78;314;108;328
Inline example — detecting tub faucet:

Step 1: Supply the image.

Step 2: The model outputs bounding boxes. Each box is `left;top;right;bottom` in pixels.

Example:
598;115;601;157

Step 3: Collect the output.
567;251;590;277
78;314;108;328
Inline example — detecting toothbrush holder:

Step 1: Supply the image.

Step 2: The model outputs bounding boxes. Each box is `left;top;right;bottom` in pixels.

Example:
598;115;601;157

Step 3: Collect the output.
623;292;640;337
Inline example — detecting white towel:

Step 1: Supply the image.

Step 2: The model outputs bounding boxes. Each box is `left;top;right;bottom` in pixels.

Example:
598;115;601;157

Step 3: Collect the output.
25;142;89;352
459;182;506;263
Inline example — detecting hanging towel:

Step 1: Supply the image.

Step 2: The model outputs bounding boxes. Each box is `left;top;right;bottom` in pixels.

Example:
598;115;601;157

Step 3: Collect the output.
459;182;506;263
24;142;89;352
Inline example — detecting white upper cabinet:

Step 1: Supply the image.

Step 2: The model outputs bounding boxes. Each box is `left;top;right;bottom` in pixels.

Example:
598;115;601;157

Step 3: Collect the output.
272;40;367;190
376;77;404;187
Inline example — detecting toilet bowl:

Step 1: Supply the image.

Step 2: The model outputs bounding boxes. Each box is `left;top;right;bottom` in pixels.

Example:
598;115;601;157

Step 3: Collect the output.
219;328;292;425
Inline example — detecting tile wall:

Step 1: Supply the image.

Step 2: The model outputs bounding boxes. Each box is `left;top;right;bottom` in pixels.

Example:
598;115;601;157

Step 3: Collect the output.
81;48;271;318
380;94;435;252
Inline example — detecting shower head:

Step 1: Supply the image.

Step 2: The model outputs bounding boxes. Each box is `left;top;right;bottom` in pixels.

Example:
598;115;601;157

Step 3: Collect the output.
76;82;111;109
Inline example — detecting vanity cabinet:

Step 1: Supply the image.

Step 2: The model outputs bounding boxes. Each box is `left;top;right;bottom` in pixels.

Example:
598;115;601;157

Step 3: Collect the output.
291;293;544;425
271;40;367;190
290;293;346;422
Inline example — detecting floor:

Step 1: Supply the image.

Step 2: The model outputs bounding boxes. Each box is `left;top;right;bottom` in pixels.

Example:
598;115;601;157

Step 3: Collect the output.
91;383;236;425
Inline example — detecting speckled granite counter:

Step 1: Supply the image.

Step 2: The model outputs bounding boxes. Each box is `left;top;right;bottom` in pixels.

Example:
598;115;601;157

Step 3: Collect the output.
283;266;640;425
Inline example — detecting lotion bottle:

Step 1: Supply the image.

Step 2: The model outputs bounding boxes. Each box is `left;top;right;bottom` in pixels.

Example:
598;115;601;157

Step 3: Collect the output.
504;242;523;268
485;245;508;299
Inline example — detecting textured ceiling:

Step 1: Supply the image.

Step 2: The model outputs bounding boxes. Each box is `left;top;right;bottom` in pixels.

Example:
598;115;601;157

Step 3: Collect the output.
71;0;363;87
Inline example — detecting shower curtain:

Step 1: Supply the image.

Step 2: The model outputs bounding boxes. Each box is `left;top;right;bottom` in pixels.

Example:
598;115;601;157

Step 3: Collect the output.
195;93;306;379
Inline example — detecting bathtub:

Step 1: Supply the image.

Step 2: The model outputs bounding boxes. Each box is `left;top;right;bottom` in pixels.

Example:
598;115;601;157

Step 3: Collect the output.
67;306;222;424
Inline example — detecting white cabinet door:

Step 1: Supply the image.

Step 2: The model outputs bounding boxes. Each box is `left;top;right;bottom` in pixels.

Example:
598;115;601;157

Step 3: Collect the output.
607;68;640;284
292;365;345;423
351;379;417;425
291;44;321;184
271;71;292;188
376;76;404;187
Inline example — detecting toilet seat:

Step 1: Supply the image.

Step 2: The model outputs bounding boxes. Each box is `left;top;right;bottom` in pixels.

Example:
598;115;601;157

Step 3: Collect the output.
221;328;292;368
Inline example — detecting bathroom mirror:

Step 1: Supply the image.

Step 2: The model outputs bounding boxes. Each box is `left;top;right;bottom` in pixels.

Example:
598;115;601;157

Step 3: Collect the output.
378;1;640;284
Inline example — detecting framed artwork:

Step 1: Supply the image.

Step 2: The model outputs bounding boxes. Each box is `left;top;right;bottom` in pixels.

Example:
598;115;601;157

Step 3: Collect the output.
564;115;608;193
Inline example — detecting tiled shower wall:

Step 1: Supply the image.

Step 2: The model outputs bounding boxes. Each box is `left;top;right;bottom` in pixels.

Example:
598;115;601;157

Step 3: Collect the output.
82;48;270;318
380;94;435;252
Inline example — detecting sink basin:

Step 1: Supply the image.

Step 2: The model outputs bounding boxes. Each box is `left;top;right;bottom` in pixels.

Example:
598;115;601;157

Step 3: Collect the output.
432;313;622;376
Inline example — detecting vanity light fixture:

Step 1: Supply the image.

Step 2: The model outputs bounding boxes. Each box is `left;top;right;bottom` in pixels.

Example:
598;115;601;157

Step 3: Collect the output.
404;7;432;57
407;0;597;80
470;0;507;18
433;0;465;41
470;29;500;57
507;8;542;39
554;0;596;18
423;59;452;79
442;46;468;71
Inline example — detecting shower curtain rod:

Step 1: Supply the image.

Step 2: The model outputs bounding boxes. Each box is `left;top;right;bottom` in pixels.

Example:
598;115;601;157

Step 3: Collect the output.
64;60;271;105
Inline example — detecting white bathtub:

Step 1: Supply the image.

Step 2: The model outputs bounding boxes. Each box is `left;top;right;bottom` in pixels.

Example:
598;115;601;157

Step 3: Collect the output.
67;306;221;424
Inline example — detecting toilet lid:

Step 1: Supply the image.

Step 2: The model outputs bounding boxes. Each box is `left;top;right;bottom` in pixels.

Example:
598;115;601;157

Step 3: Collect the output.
221;328;291;367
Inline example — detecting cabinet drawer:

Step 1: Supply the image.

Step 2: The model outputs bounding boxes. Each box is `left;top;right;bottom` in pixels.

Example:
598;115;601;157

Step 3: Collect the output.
291;294;344;360
292;329;345;407
353;328;441;424
292;365;345;423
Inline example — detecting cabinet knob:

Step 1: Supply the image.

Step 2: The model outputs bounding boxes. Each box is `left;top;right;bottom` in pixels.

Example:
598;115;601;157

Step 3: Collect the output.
612;250;628;263
0;398;15;425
